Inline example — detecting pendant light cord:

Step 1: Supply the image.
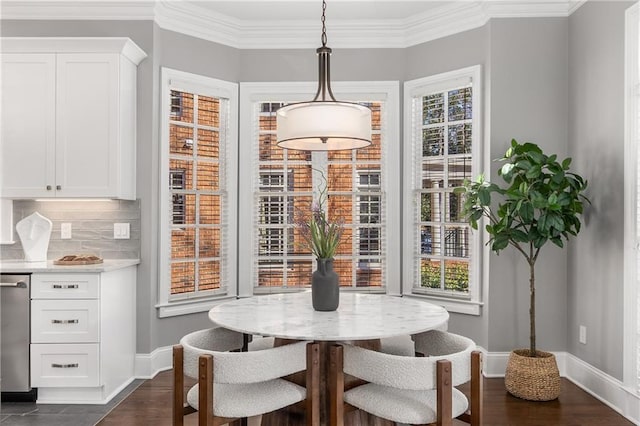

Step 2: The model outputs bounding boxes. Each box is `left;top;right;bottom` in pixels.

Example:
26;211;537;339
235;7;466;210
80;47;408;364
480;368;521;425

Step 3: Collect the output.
321;0;327;47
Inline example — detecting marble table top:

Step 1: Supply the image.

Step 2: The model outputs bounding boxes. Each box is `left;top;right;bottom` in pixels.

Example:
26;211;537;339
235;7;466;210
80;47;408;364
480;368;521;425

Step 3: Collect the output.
209;292;449;341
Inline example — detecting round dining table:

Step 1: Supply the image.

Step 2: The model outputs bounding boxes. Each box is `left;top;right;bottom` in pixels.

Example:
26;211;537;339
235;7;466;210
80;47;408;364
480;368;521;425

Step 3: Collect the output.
209;292;449;425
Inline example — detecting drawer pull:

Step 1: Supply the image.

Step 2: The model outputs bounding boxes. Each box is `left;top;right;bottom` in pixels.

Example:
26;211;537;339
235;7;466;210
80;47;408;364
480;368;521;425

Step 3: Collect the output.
51;363;79;369
52;284;79;289
51;319;79;324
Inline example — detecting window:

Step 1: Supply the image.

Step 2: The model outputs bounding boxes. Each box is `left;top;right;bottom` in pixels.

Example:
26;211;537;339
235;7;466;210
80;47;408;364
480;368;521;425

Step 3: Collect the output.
403;66;482;315
356;170;382;279
238;82;400;297
158;68;238;317
170;170;186;225
171;90;183;117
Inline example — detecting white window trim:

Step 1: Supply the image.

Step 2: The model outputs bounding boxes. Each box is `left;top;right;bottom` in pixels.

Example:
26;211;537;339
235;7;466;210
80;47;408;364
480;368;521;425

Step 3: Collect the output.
402;65;484;315
623;1;639;392
157;67;238;318
238;81;401;297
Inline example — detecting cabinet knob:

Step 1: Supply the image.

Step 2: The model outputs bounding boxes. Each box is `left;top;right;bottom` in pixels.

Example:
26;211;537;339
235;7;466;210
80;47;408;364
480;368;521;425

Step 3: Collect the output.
51;363;79;369
52;284;79;289
56;185;62;190
46;185;52;190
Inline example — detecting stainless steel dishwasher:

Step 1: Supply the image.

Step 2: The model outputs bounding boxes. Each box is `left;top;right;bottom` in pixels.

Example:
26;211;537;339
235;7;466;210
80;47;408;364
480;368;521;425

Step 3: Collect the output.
1;273;35;401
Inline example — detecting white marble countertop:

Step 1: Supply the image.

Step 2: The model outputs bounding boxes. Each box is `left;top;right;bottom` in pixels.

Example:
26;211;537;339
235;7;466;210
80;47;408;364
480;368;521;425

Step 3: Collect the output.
209;292;449;341
0;259;140;273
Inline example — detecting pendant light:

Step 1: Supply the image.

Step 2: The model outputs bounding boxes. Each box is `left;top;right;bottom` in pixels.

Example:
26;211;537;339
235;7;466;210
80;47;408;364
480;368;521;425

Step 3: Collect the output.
276;0;372;151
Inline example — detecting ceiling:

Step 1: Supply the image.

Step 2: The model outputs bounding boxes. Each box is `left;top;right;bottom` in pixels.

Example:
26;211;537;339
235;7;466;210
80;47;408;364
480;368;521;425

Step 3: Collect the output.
184;1;451;21
1;0;586;48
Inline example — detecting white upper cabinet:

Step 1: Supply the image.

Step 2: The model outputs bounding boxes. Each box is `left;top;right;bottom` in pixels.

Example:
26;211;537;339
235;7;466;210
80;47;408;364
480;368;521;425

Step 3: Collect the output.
1;54;56;197
1;38;146;200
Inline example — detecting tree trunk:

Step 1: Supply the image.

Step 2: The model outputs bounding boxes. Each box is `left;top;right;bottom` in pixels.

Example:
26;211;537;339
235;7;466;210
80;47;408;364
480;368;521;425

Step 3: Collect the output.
529;260;536;357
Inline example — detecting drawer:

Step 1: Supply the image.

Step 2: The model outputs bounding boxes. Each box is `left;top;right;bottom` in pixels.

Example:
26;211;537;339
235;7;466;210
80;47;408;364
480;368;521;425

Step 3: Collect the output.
31;300;99;343
32;274;99;299
31;343;99;387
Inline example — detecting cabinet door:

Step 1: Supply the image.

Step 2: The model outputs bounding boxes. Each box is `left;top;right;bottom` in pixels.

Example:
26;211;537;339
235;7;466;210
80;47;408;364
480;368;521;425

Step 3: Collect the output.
56;54;119;198
31;299;100;343
1;54;56;198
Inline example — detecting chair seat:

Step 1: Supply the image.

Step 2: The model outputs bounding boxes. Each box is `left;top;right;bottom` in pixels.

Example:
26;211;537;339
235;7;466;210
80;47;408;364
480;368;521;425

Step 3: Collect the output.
247;336;275;351
380;335;415;357
344;383;468;425
187;379;306;418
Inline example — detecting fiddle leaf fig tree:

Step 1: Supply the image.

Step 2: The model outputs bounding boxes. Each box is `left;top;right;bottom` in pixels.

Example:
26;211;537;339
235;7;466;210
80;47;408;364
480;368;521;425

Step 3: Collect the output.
456;139;588;357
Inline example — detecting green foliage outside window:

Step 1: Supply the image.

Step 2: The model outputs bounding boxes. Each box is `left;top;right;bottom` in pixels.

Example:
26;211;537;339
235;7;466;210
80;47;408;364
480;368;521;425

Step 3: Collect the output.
421;260;469;292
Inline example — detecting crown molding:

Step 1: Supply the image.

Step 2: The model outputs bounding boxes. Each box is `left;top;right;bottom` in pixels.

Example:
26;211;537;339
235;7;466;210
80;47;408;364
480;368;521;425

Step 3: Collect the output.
153;0;241;48
482;0;585;18
404;2;489;48
1;1;588;49
0;1;155;20
1;36;147;63
568;0;588;15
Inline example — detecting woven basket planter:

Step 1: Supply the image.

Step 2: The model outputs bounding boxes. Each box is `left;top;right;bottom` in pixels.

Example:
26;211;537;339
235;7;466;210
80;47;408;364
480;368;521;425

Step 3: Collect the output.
504;349;560;401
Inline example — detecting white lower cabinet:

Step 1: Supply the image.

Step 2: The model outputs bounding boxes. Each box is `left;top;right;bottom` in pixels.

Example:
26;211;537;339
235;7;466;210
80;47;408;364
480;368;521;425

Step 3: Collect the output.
31;299;100;343
30;344;99;388
30;266;136;404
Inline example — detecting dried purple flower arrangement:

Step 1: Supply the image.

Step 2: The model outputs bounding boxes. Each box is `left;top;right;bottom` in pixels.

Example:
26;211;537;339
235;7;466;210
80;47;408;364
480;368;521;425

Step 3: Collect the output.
296;171;344;259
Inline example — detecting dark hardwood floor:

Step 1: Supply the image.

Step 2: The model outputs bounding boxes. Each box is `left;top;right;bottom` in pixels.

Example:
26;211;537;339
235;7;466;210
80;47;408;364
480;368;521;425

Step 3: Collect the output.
96;370;634;426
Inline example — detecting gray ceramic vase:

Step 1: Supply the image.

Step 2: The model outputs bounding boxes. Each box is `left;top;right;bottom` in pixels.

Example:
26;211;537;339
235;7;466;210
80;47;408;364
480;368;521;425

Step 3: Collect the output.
311;258;339;311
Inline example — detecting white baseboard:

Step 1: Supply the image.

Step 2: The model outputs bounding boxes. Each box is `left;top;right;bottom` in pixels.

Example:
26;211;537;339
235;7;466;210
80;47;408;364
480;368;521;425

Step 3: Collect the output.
481;348;639;424
134;346;173;379
564;353;639;425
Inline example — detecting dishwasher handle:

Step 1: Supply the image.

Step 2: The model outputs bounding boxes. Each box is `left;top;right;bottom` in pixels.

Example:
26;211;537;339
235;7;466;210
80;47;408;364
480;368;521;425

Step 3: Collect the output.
0;281;27;288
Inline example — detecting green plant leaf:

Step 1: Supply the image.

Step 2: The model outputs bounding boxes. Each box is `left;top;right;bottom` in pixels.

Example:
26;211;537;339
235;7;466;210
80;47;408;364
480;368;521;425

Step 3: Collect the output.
562;157;572;170
500;163;515;177
511;229;529;243
548;213;565;232
521;142;543;154
519;202;534;222
551;171;565;184
527;151;545;164
525;165;541;179
516;160;532;170
492;234;510;251
551;237;564;248
478;189;491;205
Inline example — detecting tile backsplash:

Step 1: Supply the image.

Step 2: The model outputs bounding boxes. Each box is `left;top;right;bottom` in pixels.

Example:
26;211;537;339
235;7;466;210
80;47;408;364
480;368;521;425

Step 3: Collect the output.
0;200;141;260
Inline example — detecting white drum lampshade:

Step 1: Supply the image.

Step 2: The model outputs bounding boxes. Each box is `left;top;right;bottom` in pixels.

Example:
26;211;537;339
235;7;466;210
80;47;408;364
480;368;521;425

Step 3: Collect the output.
276;101;371;151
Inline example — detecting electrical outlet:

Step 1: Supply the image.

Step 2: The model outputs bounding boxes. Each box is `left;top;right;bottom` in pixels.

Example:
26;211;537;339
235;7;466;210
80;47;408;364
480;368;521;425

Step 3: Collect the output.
114;223;130;239
61;223;72;239
579;325;587;345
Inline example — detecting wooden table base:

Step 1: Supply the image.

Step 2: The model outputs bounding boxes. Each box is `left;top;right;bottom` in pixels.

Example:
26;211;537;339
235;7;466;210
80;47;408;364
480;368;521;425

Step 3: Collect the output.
260;339;394;426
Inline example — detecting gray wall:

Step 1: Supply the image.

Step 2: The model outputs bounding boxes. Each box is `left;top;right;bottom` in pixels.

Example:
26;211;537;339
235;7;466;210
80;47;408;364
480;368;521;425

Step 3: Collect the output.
487;18;570;353
567;1;634;380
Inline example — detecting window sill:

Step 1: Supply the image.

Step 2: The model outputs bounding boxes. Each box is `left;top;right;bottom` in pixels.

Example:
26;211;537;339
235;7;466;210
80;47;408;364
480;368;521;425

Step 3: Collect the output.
156;295;237;318
403;293;483;315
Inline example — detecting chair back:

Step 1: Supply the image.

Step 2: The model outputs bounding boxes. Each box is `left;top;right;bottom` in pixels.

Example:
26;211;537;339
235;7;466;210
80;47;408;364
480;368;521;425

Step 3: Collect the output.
180;328;309;384
343;331;475;390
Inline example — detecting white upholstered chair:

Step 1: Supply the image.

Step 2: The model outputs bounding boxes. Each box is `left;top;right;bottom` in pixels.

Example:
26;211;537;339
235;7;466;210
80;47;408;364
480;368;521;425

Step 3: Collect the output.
173;327;320;426
329;330;482;426
380;319;449;357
